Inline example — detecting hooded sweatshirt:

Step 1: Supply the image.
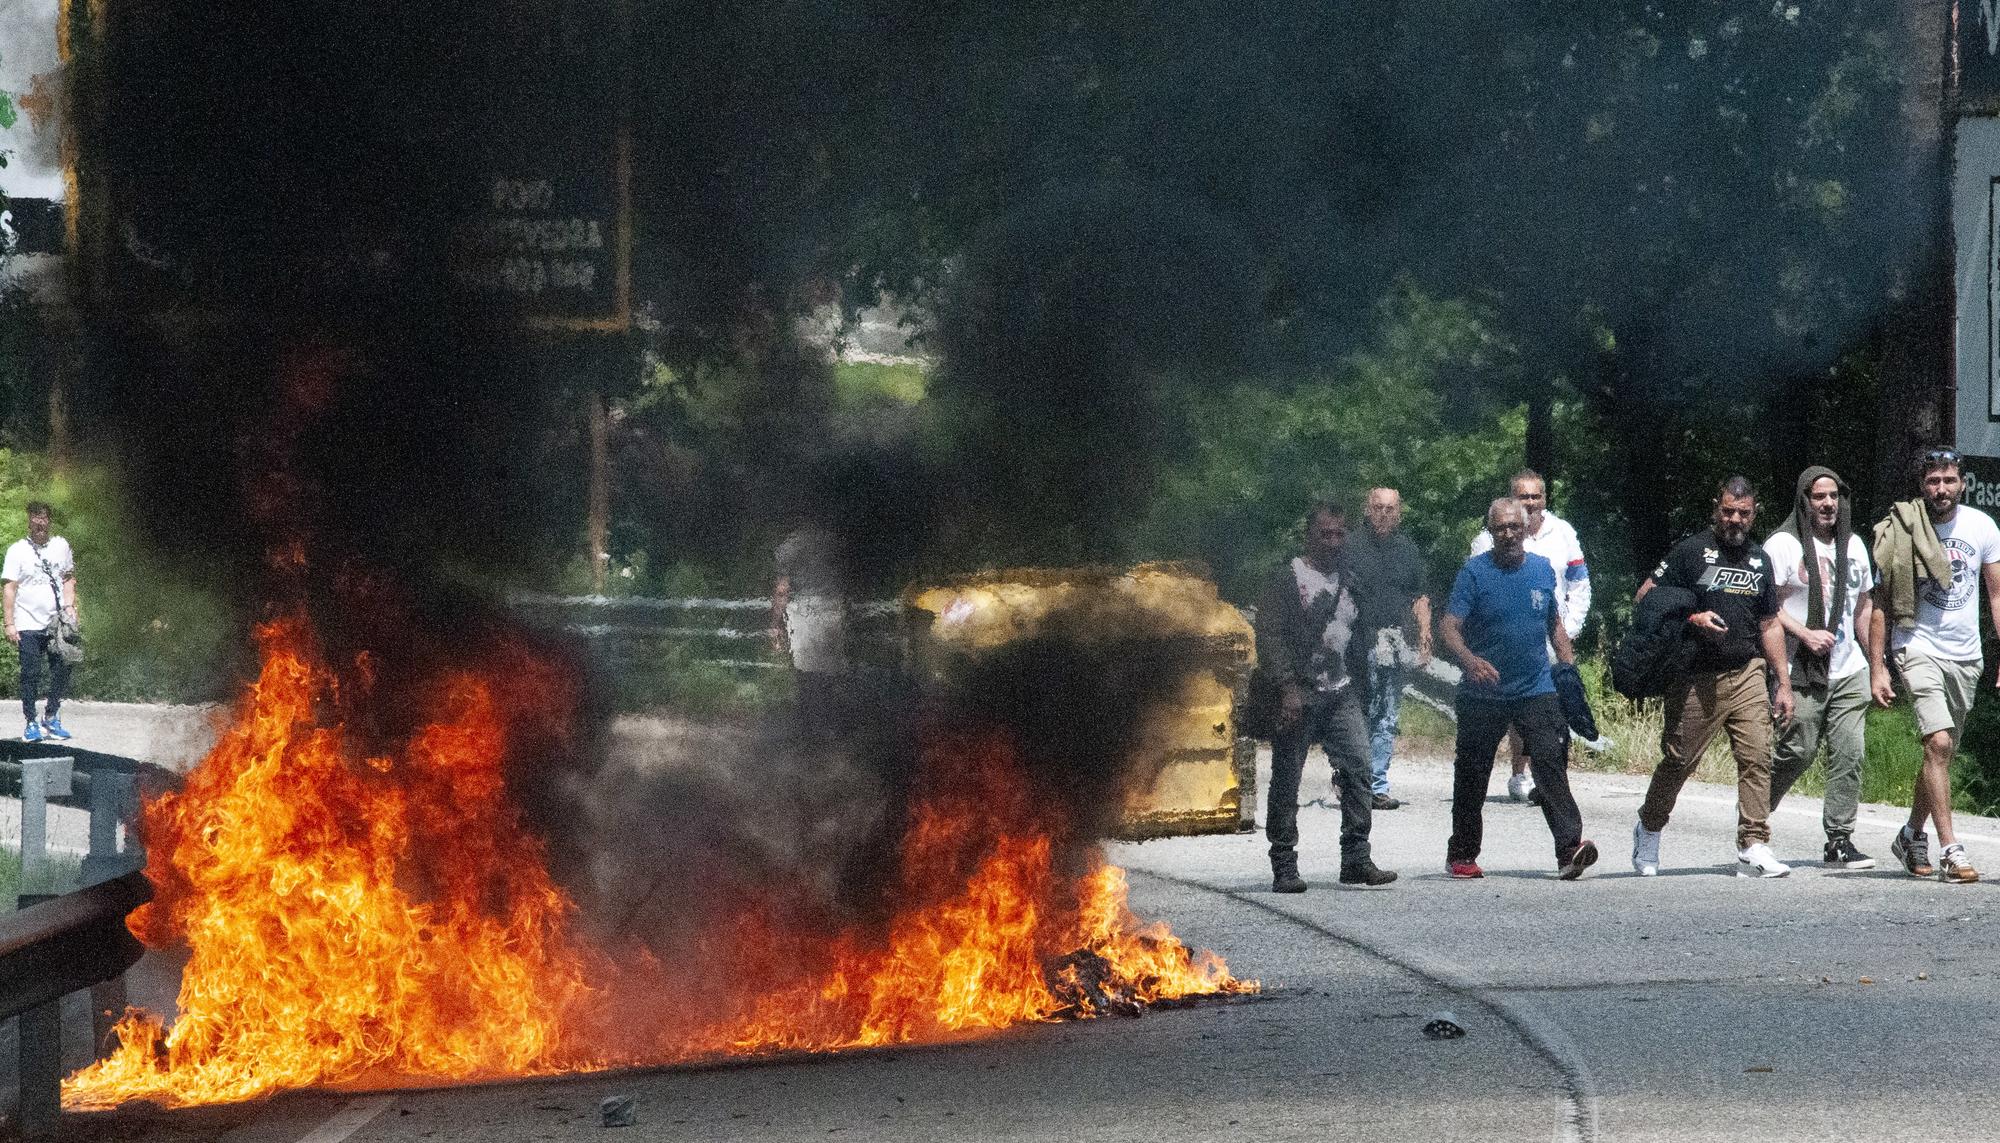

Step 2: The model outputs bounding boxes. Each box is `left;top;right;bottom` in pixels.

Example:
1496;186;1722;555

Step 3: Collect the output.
1771;465;1851;690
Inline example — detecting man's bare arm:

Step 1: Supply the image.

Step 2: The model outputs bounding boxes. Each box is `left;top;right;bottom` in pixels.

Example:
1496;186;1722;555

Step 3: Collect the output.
1867;587;1895;707
1759;614;1795;723
1985;562;2000;688
1548;600;1574;666
1441;612;1498;687
1776;604;1836;656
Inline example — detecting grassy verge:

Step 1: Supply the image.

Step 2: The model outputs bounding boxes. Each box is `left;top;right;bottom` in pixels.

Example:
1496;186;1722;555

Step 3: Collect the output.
0;846;86;909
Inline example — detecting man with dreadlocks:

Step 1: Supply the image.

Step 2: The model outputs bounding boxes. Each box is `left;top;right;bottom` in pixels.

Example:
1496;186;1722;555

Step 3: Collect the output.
1764;467;1877;869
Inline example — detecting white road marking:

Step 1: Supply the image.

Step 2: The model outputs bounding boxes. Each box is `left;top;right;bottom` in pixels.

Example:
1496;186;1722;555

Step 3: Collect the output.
294;1096;395;1143
1139;870;1601;1143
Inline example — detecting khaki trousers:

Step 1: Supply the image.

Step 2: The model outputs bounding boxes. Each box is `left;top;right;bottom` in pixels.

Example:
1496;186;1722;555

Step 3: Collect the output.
1639;659;1774;849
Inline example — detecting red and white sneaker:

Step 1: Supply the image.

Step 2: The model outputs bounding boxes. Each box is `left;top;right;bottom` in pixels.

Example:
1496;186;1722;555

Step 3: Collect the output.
1558;840;1599;881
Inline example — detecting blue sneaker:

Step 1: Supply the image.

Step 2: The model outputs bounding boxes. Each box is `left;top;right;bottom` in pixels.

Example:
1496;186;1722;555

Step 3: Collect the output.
40;717;69;741
22;721;41;743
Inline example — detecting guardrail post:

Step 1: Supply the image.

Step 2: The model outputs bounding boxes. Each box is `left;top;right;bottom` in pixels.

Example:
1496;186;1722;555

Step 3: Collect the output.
19;756;73;901
18;1000;59;1139
82;769;140;1051
0;871;153;1140
80;769;139;885
17;756;77;1141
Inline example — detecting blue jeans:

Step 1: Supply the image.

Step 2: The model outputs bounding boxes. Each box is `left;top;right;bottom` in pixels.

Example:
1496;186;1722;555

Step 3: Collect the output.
1266;689;1373;866
1366;660;1404;796
17;629;69;726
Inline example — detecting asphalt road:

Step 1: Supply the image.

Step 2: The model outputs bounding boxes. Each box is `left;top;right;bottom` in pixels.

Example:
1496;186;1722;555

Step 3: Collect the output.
52;741;2000;1143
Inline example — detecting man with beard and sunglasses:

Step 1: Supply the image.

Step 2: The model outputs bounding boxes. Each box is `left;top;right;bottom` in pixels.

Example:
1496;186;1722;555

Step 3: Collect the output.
1868;447;2000;884
1764;467;1877;869
1630;476;1795;878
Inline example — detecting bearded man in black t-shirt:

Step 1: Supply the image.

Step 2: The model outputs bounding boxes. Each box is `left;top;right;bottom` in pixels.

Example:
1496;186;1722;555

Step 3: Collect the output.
1629;476;1797;879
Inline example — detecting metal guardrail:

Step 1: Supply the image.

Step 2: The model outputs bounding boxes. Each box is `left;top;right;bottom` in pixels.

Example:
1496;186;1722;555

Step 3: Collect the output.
510;593;909;682
0;747;162;1139
3;870;151;1139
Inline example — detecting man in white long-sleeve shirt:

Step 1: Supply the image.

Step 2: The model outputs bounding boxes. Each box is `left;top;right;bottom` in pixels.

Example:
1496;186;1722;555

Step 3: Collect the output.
1469;470;1592;801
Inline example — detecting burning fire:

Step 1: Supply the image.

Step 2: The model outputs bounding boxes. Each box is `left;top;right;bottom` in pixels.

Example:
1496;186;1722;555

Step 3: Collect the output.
64;614;1253;1109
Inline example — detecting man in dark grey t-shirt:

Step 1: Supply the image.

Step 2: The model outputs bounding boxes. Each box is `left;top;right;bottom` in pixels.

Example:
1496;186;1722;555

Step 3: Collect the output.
1343;487;1431;810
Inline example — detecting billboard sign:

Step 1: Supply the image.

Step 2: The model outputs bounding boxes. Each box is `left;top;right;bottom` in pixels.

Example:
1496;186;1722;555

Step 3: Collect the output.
1954;116;2000;504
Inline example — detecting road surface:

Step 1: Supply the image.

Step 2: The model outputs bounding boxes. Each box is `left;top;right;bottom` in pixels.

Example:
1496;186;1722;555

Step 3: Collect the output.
51;741;2000;1143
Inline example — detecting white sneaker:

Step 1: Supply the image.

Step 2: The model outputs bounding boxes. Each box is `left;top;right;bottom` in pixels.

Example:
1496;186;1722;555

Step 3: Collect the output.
1736;843;1791;879
1508;772;1535;803
1632;819;1661;876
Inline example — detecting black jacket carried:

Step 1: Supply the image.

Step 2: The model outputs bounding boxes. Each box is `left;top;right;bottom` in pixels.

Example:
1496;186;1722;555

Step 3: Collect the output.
1551;662;1600;740
1610;584;1699;699
1243;559;1370;739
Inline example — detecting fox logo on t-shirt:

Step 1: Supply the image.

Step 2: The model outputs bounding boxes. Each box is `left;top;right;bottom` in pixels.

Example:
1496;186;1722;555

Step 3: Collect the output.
1695;565;1767;595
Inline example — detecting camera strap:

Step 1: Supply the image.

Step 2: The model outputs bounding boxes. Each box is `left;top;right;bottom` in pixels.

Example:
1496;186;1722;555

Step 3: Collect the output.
27;539;69;635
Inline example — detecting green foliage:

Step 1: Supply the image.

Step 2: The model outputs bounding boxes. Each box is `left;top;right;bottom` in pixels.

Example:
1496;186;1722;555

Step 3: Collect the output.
1778;704;1930;811
608;641;789;717
1395;698;1455;746
0;458;236;703
1142;284;1523;601
0;845;83;905
1951;673;2000;816
833;360;927;408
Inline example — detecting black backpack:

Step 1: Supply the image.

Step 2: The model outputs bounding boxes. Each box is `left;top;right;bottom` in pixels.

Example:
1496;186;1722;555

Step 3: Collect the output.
1610;584;1699;699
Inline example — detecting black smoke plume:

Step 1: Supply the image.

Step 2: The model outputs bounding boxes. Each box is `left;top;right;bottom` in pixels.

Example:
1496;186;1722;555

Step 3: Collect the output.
63;1;1937;961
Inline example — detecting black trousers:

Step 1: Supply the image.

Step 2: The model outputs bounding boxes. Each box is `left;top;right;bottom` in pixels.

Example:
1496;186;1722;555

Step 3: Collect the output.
1449;692;1583;866
1266;688;1373;867
17;629;69;725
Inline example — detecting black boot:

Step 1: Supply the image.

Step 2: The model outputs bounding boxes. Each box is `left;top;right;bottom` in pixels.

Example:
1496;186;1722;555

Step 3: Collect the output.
1339;860;1397;887
1271;852;1307;893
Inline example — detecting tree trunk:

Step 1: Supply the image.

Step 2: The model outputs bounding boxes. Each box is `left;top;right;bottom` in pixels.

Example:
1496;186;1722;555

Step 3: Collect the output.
1601;327;1673;570
1874;0;1954;503
1525;388;1555;486
587;389;609;594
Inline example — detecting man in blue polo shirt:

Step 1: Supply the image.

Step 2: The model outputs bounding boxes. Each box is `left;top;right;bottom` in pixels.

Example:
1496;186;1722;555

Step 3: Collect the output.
1439;497;1597;880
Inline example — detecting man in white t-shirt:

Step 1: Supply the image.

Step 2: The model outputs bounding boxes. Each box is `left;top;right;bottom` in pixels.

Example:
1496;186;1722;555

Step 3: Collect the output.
1868;449;2000;883
1764;466;1876;868
1470;470;1591;802
771;523;849;736
0;501;78;742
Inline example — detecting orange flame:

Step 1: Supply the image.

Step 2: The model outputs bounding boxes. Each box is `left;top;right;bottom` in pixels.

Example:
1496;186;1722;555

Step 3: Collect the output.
63;617;1253;1110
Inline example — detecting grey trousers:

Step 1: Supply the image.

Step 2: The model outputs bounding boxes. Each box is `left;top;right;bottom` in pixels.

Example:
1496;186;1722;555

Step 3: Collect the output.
1768;669;1870;840
1266;689;1374;867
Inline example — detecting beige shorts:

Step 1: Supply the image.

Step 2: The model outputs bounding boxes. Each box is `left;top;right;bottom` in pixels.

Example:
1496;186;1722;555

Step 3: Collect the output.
1896;649;1984;740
